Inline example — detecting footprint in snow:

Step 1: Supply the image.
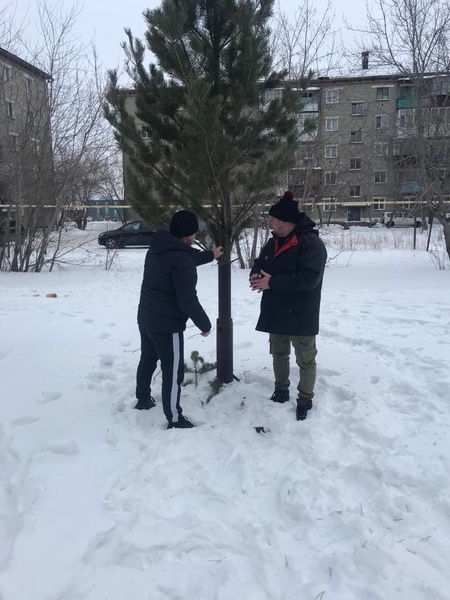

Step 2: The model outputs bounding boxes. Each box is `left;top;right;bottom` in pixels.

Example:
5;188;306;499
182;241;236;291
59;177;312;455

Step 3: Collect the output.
12;416;41;426
0;348;12;360
99;354;115;368
85;371;117;384
321;368;341;377
331;384;356;403
38;391;62;404
234;341;254;350
42;439;79;455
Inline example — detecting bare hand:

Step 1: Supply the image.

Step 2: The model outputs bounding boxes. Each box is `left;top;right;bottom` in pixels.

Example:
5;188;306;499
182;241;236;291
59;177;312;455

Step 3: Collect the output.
250;269;271;292
213;246;224;259
249;273;262;287
200;331;211;337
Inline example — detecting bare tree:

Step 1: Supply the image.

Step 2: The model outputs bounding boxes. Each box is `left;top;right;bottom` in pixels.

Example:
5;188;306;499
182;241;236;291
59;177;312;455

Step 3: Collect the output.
230;0;340;266
271;0;340;80
353;0;450;257
1;1;120;272
0;2;24;51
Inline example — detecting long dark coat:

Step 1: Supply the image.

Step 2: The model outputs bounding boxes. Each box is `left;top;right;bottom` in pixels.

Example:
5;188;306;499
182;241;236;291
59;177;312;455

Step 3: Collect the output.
250;215;327;336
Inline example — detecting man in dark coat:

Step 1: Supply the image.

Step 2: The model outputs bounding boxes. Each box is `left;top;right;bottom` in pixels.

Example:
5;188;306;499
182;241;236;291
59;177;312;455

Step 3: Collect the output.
250;191;327;421
135;210;222;429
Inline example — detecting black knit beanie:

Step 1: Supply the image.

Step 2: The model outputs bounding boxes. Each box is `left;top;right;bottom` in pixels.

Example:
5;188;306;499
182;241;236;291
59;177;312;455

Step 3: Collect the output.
169;210;199;238
268;190;300;223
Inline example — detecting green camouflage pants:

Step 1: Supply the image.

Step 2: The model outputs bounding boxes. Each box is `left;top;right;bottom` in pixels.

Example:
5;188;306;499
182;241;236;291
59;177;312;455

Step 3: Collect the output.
269;334;318;400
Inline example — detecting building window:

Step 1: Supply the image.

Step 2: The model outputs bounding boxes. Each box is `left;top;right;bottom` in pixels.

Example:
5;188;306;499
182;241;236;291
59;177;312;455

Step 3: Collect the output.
298;113;307;130
295;146;317;166
373;197;385;210
0;143;3;162
398;109;416;128
25;76;33;93
351;102;364;116
300;89;319;112
401;197;415;210
439;168;448;181
325;89;340;104
374;142;389;156
2;64;12;81
323;198;337;211
350;158;361;170
374;171;387;183
262;88;283;104
376;87;389;101
350;130;362;143
298;114;317;137
325;171;337;185
28;110;36;129
31;138;42;155
10;133;19;151
325;117;339;131
5;100;15;119
325;145;338;158
350;185;361;197
375;114;389;129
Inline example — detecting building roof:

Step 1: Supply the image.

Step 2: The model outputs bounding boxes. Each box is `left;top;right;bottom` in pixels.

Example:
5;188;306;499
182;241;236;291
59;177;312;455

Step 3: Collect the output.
0;47;51;80
310;73;403;86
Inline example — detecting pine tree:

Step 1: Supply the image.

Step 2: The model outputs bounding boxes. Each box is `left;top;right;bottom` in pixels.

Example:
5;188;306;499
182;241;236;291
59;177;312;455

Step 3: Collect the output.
105;0;311;382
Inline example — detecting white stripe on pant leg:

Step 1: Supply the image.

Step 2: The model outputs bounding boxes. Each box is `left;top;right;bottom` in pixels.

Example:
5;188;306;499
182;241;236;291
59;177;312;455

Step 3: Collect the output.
170;333;180;423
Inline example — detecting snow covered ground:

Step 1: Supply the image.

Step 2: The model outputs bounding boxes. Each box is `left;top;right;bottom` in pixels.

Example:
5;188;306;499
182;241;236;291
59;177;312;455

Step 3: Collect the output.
1;224;449;600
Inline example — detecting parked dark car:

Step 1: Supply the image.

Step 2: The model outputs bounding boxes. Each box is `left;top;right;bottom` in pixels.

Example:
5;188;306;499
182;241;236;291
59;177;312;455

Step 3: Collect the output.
98;220;154;249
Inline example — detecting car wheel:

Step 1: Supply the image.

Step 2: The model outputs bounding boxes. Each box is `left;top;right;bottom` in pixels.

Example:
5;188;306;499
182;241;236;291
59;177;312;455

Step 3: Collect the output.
415;221;422;227
105;237;119;249
386;221;394;228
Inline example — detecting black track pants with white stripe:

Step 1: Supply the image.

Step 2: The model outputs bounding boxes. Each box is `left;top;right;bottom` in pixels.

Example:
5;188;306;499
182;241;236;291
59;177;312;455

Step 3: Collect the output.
136;325;185;424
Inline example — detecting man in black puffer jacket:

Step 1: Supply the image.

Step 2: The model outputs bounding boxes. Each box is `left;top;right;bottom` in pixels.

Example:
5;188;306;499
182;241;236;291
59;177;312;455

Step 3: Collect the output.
250;191;327;421
135;210;222;429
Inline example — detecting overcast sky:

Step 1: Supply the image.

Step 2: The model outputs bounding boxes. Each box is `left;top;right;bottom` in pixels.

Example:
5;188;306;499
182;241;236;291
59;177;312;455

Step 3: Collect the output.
10;0;371;74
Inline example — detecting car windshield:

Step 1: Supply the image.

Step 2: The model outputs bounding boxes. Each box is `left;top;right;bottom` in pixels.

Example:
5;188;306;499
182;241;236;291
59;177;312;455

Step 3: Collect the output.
123;222;141;231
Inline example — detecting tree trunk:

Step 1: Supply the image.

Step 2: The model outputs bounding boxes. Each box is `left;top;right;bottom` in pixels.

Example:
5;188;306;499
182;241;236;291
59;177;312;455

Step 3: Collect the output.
216;260;233;383
442;218;450;260
234;239;245;269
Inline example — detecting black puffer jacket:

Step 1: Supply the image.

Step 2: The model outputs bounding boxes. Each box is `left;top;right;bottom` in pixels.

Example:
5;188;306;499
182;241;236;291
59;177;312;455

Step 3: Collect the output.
250;214;327;336
138;229;212;334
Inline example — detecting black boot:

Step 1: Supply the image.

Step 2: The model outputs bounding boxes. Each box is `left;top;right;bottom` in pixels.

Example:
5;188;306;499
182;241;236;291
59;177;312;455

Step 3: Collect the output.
134;397;156;410
167;416;195;429
271;389;290;403
296;398;312;421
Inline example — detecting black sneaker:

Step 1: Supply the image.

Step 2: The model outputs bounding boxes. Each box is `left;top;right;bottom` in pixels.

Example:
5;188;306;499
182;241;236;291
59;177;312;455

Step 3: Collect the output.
296;398;312;421
271;389;290;403
134;397;156;410
167;416;195;429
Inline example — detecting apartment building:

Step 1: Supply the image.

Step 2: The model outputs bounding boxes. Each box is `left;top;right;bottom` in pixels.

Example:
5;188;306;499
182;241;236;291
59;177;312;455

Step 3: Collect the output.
0;47;53;230
290;73;450;224
122;71;450;226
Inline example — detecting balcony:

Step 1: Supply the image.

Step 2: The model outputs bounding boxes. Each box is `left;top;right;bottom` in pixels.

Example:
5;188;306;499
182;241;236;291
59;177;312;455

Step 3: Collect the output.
397;98;416;109
400;182;421;195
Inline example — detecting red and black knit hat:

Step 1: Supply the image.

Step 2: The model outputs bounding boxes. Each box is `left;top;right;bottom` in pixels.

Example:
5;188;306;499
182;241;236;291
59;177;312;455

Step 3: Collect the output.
268;190;300;223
